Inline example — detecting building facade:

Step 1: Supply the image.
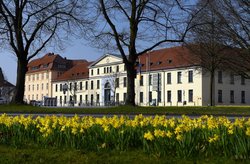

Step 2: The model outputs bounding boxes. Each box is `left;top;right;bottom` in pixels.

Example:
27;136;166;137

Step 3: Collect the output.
25;46;250;106
0;67;15;103
24;53;77;103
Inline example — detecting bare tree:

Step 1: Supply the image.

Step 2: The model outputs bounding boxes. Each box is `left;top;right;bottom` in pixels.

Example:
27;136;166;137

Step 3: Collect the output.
91;0;207;106
213;0;250;77
0;0;90;104
107;71;123;105
214;0;249;50
186;0;247;106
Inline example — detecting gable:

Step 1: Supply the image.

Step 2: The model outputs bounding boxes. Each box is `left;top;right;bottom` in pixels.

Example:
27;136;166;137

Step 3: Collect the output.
89;54;122;68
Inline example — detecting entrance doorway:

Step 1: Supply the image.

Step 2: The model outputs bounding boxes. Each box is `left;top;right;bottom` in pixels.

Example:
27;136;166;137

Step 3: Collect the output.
104;82;111;105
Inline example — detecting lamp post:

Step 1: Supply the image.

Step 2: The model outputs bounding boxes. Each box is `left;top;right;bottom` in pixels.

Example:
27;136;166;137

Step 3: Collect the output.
62;83;68;106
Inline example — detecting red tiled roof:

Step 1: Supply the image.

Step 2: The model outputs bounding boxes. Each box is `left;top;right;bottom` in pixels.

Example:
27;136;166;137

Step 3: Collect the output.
138;46;200;72
27;53;69;73
53;60;92;82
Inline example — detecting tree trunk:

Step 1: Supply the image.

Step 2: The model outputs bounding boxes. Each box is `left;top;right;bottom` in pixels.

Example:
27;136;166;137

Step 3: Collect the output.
125;63;136;106
12;58;28;104
210;70;215;106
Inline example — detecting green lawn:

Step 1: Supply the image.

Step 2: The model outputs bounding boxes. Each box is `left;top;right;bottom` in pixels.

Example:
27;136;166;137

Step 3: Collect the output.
1;104;250;115
0;145;248;164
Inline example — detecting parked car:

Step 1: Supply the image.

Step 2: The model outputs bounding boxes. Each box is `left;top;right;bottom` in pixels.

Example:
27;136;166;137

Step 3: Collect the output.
0;97;7;104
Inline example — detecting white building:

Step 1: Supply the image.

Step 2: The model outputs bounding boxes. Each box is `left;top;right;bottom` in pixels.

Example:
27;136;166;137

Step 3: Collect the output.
27;46;250;106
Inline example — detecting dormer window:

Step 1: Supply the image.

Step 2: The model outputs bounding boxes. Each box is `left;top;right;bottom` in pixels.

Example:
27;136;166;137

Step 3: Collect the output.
157;61;162;65
72;73;74;77
168;59;172;64
31;66;39;70
150;62;153;66
43;63;49;68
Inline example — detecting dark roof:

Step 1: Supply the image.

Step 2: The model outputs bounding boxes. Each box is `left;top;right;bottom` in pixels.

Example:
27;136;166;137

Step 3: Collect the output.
0;67;15;87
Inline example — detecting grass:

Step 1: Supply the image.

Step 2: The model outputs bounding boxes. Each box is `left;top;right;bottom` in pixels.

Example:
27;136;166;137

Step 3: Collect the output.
1;104;250;115
0;144;249;164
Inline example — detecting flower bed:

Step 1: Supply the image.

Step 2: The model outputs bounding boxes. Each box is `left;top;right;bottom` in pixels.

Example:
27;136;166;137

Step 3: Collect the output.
1;114;250;159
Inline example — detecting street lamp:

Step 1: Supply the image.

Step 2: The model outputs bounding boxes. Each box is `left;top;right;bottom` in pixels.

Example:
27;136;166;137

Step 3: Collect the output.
62;83;68;106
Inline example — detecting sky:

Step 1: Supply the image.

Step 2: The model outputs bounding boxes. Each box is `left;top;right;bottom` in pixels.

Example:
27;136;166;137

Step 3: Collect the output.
0;39;105;85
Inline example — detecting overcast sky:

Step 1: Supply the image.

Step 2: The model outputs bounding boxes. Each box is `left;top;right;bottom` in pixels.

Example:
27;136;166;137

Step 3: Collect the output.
0;39;105;85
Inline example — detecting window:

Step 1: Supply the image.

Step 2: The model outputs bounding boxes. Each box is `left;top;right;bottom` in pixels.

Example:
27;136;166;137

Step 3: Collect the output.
115;78;119;88
140;92;143;103
110;66;112;73
46;73;49;79
32;85;34;91
60;84;62;91
74;82;77;91
158;91;161;102
36;94;38;100
218;71;223;83
140;75;143;86
41;83;44;90
37;84;39;91
177;72;182;83
91;69;93;75
123;93;127;102
85;81;88;90
74;95;77;103
241;91;245;103
230;90;234;103
80;95;82;103
149;91;152;103
55;84;57;92
28;85;30;91
241;75;245;85
104;67;106;74
188;90;193;102
123;77;127;87
230;73;234;84
83;95;87;104
90;94;94;105
46;83;48;90
177;90;182;102
36;74;39;80
116;65;119;72
149;75;152;85
64;96;66;104
80;82;83;90
124;65;127;71
41;73;44;80
116;93;119;102
32;75;35;81
97;94;100;103
60;96;62;104
69;83;72;90
97;80;100;89
167;91;171;102
218;90;223;103
188;70;193;83
167;73;171;84
91;81;94;90
97;69;99;75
